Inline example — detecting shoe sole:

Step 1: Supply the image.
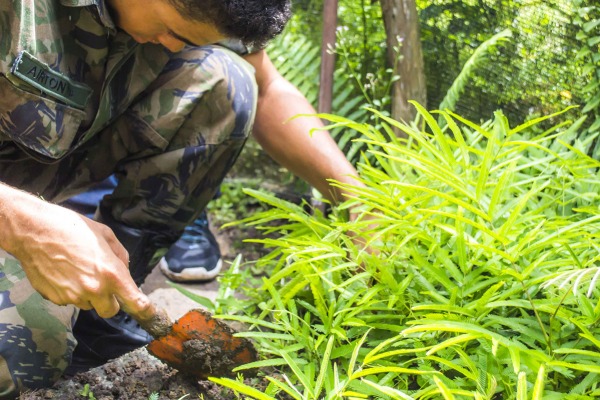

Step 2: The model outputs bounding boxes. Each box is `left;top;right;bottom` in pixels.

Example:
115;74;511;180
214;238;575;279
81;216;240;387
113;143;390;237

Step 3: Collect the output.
158;257;223;282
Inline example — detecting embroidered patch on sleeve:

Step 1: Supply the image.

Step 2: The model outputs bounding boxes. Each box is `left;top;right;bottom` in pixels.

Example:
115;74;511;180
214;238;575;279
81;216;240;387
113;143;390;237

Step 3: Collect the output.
11;51;93;109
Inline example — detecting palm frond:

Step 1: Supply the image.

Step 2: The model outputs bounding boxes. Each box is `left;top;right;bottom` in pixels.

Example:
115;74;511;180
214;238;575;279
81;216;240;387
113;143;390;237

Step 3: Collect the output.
267;34;320;105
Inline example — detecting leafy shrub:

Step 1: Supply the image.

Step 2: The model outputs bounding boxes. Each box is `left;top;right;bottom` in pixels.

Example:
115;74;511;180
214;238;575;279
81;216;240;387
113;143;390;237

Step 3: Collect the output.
572;0;600;159
211;104;600;399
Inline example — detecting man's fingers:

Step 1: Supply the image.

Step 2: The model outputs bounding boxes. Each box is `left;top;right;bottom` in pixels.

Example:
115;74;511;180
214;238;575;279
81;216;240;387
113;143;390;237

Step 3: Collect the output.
114;280;155;322
92;295;121;318
103;228;129;266
35;285;80;308
109;240;129;267
84;217;130;265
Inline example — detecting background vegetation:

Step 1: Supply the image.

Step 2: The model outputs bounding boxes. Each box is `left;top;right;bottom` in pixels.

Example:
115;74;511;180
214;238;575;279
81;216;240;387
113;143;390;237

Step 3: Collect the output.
269;0;599;137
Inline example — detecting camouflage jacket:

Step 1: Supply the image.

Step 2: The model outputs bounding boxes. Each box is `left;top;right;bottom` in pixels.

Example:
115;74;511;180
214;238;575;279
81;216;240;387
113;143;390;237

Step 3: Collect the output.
0;0;249;162
0;0;136;161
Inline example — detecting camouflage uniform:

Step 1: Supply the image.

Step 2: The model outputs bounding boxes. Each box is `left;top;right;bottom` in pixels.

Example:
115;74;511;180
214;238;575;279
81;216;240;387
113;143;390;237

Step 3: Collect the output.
0;0;257;396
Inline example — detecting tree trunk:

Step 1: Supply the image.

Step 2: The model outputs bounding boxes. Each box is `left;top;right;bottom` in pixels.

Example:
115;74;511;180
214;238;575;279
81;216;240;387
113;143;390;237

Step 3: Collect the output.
318;0;338;114
380;0;427;128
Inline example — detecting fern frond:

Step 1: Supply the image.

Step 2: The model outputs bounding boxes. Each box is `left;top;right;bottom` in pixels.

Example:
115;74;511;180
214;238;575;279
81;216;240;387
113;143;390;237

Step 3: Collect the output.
439;29;513;114
268;34;320;105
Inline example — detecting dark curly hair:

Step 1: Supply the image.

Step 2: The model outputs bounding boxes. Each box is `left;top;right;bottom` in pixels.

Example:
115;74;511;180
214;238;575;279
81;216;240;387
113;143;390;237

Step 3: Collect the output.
168;0;292;49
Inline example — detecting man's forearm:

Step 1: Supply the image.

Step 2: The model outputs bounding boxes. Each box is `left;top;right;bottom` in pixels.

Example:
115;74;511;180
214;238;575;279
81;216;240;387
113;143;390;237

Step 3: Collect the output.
252;74;363;203
0;182;39;254
243;49;364;203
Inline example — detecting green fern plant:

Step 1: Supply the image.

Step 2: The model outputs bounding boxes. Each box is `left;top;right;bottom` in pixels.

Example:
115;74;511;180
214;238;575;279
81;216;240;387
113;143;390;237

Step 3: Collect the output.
208;103;600;399
267;34;320;105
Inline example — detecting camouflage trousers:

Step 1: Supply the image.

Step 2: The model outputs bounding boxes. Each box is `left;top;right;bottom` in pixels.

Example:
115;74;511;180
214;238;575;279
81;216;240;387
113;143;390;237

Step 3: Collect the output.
0;250;78;398
0;45;257;398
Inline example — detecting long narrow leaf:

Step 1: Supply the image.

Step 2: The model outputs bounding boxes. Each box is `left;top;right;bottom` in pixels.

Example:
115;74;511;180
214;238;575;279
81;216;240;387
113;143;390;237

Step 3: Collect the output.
314;335;335;398
531;364;546;400
209;377;276;400
361;379;415;400
433;376;456;400
280;351;315;398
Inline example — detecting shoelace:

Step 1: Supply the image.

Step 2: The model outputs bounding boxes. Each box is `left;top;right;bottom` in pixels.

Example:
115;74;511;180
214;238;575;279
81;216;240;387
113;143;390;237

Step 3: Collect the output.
180;212;210;242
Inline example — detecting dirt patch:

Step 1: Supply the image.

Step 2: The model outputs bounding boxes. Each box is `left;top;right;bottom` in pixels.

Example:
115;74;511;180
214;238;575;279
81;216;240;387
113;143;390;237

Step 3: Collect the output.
19;346;271;400
19;348;231;400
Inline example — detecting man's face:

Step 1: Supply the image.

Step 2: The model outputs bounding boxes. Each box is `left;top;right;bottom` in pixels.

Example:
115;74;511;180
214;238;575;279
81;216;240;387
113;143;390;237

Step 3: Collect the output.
107;0;226;52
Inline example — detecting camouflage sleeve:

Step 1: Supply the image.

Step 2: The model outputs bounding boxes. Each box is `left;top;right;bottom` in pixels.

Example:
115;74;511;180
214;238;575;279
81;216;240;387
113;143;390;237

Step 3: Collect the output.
0;250;77;396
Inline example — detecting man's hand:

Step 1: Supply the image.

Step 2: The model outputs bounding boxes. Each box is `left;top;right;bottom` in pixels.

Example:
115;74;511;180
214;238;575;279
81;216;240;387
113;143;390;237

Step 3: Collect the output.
0;184;152;319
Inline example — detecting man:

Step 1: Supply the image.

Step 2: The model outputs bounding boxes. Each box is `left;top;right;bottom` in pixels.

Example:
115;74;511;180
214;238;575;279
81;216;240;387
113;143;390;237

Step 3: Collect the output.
0;0;362;397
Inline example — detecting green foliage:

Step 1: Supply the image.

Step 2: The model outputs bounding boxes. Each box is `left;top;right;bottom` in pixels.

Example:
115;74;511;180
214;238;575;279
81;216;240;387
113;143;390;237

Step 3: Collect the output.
283;0;388;89
206;179;269;225
419;0;586;126
268;34;320;105
79;384;96;400
336;0;388;86
280;0;596;132
170;254;256;315
208;105;600;398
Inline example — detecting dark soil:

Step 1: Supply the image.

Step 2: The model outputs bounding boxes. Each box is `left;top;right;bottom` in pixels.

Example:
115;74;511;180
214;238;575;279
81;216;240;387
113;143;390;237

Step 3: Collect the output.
20;348;233;400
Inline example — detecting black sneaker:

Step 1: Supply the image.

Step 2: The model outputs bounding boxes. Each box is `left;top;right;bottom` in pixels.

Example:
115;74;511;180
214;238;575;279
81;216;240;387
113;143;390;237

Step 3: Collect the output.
159;212;222;282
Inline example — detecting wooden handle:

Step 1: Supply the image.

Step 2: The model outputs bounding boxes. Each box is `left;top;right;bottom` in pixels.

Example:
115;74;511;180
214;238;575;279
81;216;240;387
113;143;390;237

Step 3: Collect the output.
127;302;173;339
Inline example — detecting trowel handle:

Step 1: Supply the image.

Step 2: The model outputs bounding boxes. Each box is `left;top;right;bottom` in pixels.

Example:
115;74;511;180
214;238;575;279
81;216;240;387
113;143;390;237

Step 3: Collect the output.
124;301;173;339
